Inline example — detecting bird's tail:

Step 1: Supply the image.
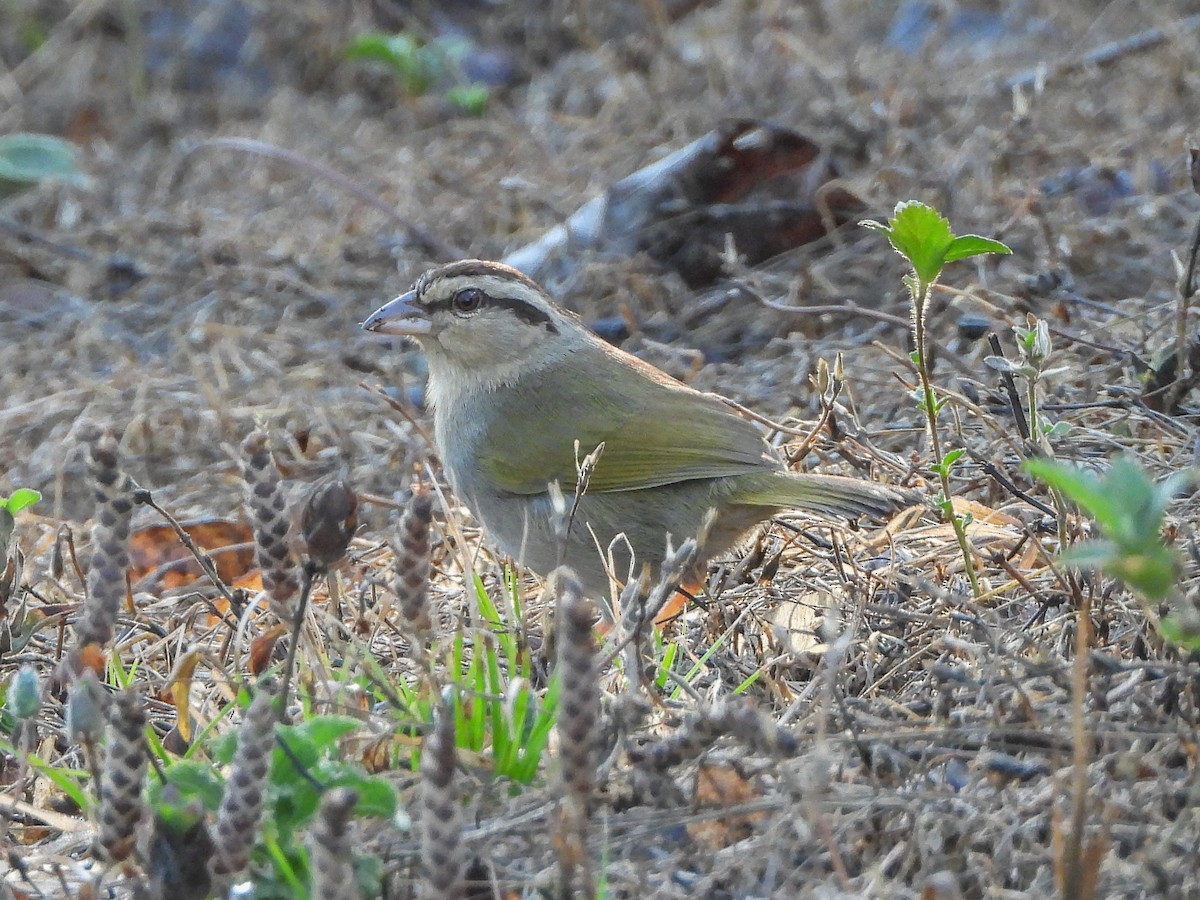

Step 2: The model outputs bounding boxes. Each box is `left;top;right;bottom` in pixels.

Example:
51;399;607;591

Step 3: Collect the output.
731;471;916;520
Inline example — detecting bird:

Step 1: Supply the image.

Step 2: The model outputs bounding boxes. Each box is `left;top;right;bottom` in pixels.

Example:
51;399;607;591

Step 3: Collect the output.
362;259;912;600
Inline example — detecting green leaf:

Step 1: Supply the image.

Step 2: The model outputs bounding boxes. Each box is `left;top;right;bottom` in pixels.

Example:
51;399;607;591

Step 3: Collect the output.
1061;539;1119;571
446;84;489;116
0;134;85;190
3;488;41;515
510;673;558;783
943;234;1012;262
1023;459;1121;531
154;760;225;812
345;32;436;94
1108;547;1180;603
862;200;955;286
331;772;396;820
1159;616;1200;652
864;201;1010;287
345;33;400;62
289;715;360;754
655;641;678;690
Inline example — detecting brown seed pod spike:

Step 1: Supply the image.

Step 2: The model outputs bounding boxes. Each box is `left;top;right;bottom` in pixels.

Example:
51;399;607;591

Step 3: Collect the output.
553;567;601;801
308;787;361;900
94;688;148;865
394;493;434;633
209;684;280;879
75;429;134;651
240;431;300;614
418;706;464;899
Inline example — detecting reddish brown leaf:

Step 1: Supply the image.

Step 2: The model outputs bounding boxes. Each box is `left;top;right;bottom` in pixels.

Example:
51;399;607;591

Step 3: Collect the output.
248;623;289;675
127;520;255;589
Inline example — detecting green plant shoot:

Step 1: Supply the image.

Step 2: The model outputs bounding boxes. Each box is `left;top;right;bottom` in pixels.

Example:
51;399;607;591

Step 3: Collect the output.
1026;457;1199;649
862;201;1010;597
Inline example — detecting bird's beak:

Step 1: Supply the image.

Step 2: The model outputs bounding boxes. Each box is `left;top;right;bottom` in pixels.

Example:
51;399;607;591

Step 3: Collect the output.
361;289;432;336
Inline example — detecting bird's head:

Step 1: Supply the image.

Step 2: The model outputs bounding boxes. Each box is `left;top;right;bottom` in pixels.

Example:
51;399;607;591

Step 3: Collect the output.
362;260;585;382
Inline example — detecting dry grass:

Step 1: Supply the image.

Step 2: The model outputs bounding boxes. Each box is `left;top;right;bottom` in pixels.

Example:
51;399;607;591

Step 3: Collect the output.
3;1;1200;897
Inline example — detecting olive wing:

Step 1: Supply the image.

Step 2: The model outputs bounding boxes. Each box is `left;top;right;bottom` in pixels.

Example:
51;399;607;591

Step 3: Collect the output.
478;343;776;495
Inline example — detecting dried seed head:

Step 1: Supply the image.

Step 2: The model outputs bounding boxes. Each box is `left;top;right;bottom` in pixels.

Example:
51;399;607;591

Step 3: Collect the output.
66;668;109;744
418;708;463;899
7;664;40;721
94;688;148;865
630;697;796;771
241;431;299;613
209;684;280;879
552;567;600;801
308;787;360;900
300;475;359;572
394;493;434;633
76;429;134;650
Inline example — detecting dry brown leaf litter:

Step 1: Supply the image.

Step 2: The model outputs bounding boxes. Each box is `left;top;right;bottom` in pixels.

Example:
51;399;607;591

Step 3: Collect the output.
3;1;1200;897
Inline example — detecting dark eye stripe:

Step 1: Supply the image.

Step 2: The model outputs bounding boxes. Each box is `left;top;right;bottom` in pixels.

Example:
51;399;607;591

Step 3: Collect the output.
426;291;558;333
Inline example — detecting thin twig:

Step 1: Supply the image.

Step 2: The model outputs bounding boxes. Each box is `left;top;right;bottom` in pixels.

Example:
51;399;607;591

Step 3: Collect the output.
279;566;317;712
131;486;238;609
987;333;1031;440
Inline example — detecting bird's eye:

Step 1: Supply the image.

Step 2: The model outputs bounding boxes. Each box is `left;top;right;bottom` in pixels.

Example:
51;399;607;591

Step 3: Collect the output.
452;288;484;315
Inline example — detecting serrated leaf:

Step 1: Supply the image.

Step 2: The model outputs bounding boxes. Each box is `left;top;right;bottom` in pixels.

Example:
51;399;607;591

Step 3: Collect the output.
1061;540;1118;571
944;234;1012;262
865;201;956;285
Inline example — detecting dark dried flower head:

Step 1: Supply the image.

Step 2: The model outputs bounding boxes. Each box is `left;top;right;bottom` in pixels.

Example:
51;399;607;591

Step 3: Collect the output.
300;475;359;571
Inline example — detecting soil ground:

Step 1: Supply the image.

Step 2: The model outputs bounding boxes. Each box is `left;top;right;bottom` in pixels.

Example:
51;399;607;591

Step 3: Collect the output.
2;1;1200;897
